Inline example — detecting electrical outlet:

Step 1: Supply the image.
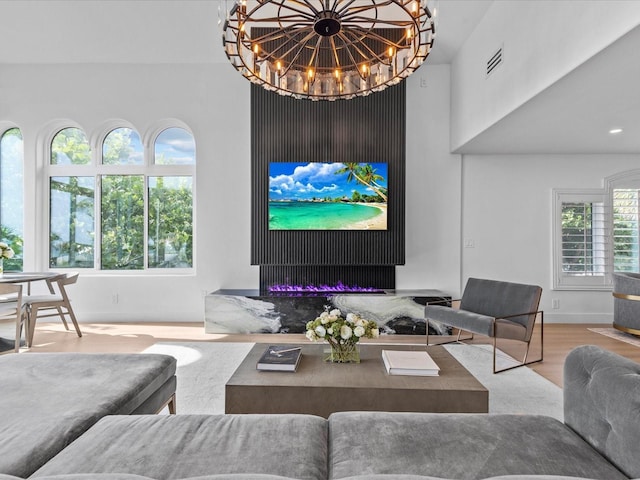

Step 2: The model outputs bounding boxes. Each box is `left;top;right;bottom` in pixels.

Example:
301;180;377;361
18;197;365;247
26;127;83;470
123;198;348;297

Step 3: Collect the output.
464;238;475;248
552;299;560;309
112;293;119;304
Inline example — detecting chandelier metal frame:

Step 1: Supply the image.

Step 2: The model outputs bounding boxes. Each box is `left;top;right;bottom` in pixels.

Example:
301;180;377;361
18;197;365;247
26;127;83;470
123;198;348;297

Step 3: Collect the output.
221;0;436;100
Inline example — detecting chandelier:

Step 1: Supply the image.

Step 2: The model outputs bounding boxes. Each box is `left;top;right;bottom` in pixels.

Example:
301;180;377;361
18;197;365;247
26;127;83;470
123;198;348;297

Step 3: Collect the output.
220;0;437;101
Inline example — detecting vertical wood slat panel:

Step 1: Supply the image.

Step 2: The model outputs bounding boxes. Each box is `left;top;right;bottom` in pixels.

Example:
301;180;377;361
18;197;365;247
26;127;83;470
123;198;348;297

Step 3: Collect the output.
251;83;406;266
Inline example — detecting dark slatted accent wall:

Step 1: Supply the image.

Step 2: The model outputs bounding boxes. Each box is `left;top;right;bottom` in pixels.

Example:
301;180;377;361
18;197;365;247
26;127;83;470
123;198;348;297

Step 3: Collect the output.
251;83;406;268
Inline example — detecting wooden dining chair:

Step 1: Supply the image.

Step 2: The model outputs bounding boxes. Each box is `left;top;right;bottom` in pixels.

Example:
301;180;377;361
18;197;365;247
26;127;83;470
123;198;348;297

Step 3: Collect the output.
0;284;29;353
24;272;82;347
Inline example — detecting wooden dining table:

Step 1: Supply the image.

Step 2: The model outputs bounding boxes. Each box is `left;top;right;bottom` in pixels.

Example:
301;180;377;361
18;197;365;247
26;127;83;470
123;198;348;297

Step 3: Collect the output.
0;272;62;351
0;272;61;293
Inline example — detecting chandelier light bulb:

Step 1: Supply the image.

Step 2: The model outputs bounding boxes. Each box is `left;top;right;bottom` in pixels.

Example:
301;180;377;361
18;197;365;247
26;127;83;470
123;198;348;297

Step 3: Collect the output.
222;0;436;100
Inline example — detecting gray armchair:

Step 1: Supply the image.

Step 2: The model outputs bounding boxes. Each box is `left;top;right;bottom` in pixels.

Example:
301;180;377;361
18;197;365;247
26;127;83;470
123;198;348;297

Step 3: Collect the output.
613;272;640;335
425;277;543;373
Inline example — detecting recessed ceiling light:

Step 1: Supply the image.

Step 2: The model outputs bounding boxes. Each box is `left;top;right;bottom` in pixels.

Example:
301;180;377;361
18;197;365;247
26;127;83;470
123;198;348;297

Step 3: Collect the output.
609;128;623;135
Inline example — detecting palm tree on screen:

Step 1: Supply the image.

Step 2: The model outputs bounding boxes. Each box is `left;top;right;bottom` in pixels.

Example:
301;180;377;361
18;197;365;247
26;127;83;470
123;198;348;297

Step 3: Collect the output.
335;163;388;202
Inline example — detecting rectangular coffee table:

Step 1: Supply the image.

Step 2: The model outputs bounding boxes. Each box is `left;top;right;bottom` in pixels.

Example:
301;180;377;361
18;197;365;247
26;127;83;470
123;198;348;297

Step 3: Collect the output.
225;344;488;417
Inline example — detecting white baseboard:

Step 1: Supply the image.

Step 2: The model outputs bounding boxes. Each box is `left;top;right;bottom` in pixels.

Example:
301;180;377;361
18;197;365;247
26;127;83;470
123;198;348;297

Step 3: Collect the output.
543;313;613;324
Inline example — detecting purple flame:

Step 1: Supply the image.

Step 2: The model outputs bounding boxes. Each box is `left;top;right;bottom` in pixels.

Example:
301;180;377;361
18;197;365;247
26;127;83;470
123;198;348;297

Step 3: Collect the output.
268;281;383;293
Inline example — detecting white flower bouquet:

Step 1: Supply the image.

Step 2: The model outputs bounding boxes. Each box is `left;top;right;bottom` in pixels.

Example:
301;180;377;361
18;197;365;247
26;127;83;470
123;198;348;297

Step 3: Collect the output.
0;242;14;259
306;307;379;363
0;242;13;275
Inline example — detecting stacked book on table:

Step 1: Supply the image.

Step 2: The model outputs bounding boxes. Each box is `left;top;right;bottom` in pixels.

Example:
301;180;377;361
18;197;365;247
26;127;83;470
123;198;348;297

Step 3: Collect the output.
256;345;302;372
381;349;440;376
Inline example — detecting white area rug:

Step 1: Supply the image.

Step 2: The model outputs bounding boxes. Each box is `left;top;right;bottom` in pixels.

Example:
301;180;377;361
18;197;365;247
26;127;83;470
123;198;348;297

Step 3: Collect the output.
443;344;563;420
588;327;640;347
143;341;563;421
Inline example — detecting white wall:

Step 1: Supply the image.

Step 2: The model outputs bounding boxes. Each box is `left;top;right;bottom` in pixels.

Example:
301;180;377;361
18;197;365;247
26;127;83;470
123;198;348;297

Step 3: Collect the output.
450;1;640;151
461;153;640;322
2;1;637;325
0;61;461;322
2;61;254;322
403;66;462;296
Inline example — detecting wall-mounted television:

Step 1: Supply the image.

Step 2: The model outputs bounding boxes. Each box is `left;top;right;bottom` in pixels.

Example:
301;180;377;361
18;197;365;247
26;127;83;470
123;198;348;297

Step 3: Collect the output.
269;162;388;230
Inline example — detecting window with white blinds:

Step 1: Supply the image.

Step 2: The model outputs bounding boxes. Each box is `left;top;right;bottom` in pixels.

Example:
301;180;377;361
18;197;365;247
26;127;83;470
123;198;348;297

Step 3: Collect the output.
613;189;640;273
553;173;640;290
561;201;606;276
554;190;609;289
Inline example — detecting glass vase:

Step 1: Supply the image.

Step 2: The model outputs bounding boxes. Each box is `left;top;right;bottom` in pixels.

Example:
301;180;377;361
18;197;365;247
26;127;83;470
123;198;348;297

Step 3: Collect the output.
325;341;360;363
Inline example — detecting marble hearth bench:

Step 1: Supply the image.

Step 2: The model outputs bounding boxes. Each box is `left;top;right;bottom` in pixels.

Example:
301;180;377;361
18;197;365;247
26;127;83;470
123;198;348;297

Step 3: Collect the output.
204;289;452;335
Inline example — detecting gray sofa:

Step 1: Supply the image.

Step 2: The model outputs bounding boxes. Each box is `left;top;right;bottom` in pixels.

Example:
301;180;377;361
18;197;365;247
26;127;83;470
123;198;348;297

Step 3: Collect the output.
1;344;638;480
0;352;177;478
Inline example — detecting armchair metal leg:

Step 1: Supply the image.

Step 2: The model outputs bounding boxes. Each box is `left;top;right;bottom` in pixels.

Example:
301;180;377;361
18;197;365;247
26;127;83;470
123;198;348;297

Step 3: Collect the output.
492;312;544;374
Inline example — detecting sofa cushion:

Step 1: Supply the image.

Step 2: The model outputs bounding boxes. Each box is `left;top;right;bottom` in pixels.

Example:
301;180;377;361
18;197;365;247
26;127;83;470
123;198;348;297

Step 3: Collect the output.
484;476;617;480
563;344;640;478
425;306;496;337
328;412;628;480
28;476;157;480
29;475;302;480
338;476;609;480
32;415;328;480
0;353;176;478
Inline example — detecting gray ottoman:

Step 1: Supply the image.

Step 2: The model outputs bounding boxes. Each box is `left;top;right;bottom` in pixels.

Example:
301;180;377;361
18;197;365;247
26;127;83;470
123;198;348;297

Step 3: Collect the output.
0;353;176;478
32;414;328;480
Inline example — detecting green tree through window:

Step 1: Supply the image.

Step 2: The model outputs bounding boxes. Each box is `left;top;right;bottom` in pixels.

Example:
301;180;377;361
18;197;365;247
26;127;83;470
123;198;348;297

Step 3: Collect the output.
0;128;23;271
49;126;195;271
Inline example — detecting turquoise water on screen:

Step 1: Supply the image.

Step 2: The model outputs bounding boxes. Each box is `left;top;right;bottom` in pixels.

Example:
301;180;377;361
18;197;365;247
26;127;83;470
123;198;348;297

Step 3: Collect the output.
269;202;383;230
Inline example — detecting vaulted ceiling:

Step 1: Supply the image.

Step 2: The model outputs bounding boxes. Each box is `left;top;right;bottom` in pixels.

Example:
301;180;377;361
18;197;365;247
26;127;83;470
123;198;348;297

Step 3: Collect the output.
0;0;638;155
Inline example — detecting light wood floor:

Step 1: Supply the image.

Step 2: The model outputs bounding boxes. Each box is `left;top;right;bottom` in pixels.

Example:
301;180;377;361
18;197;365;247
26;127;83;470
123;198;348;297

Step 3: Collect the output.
18;322;640;388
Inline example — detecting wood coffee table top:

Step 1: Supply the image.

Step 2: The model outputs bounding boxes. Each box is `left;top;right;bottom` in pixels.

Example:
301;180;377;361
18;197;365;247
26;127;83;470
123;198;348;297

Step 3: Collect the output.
225;343;488;417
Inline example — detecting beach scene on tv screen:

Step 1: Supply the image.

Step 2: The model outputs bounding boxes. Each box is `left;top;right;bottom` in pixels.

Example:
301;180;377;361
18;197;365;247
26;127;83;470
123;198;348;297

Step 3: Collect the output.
269;162;388;230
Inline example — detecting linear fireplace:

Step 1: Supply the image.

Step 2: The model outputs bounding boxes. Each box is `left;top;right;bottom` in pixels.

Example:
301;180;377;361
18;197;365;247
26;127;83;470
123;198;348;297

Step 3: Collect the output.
259;265;395;294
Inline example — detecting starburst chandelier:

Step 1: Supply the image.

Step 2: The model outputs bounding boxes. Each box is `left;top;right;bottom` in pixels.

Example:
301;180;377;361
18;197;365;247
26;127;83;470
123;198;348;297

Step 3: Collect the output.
220;0;437;101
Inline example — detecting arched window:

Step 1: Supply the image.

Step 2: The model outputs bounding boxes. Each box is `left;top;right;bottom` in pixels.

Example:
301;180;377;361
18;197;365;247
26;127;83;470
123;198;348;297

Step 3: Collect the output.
51;127;91;165
154;127;196;165
49;128;95;268
48;124;195;272
0;128;24;271
100;128;145;269
149;128;195;268
103;128;144;165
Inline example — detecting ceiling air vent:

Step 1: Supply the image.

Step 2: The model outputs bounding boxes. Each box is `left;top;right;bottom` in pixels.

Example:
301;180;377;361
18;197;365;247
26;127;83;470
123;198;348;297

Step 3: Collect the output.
486;46;503;77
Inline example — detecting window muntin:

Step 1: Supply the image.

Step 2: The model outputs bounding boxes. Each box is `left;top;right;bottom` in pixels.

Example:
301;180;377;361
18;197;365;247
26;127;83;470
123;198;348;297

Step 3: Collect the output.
154;128;196;165
50;176;95;268
103;128;144;165
0;128;24;271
